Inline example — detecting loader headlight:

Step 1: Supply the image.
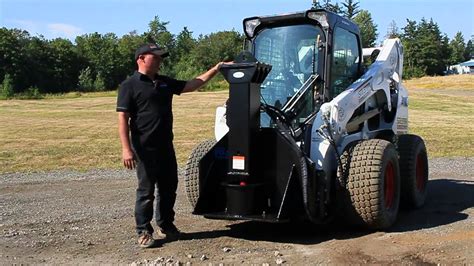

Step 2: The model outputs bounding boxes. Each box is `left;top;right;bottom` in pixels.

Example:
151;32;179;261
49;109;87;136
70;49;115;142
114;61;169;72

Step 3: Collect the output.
307;11;329;28
244;18;261;38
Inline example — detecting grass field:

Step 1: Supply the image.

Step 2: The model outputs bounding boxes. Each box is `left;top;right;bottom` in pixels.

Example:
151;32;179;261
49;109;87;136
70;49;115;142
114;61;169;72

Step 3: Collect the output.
0;75;472;173
404;75;474;90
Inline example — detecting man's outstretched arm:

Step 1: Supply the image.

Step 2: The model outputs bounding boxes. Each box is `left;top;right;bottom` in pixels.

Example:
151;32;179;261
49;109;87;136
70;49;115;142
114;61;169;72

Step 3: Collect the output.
182;61;232;93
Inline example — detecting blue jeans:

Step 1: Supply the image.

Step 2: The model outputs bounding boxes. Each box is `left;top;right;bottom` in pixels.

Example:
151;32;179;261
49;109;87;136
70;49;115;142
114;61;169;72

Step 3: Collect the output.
134;145;178;235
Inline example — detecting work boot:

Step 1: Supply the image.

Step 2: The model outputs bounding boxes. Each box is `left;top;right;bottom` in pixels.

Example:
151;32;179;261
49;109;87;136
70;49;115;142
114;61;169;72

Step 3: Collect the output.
137;232;156;248
156;223;181;241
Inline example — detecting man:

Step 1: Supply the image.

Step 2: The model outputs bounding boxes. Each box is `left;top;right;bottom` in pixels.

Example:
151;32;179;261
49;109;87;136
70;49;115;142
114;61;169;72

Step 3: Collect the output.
117;43;226;248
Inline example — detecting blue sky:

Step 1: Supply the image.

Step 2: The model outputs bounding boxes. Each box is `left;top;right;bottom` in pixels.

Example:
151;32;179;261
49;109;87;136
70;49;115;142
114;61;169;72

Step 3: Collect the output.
1;0;473;44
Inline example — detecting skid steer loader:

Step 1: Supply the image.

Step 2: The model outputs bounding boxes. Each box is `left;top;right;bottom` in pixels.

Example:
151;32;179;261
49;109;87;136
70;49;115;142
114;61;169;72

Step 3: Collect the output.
184;8;429;229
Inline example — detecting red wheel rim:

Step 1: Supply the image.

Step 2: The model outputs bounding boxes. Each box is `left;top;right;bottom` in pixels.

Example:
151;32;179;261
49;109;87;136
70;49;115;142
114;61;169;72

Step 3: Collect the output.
384;161;395;209
416;153;426;192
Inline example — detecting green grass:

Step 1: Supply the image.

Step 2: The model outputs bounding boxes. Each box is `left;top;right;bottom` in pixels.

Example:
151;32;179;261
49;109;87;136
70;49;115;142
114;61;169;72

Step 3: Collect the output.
0;91;228;173
404;74;474;157
407;89;473;157
3;80;229;101
0;75;472;173
42;91;118;99
404;74;474;90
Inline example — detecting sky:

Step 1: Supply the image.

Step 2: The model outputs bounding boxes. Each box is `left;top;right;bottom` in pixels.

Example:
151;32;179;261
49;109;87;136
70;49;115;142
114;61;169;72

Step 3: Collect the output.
1;0;473;44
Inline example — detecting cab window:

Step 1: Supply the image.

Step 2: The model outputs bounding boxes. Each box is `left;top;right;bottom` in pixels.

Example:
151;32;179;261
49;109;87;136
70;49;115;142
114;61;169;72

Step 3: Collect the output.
330;27;360;97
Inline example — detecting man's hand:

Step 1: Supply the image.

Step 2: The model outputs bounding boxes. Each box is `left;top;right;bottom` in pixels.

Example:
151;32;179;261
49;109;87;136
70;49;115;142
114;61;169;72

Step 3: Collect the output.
219;61;234;68
122;148;136;170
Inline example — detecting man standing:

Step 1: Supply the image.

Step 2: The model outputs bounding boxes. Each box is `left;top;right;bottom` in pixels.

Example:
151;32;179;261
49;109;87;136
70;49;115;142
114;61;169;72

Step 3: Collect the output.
117;43;225;248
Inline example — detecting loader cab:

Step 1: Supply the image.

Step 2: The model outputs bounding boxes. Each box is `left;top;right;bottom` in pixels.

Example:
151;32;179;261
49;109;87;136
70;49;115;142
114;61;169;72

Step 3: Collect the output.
243;9;362;127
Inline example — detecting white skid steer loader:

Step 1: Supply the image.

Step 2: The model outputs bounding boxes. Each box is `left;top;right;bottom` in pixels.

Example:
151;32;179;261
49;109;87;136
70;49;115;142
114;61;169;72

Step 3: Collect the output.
184;8;428;229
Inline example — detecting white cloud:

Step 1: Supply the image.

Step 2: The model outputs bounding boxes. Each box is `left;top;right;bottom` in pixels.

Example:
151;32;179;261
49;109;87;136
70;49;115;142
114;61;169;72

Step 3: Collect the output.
6;19;84;40
47;23;84;39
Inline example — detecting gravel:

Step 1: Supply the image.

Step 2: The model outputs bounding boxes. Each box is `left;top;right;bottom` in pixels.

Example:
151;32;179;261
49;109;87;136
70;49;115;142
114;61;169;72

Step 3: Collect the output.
0;157;472;264
1;157;471;183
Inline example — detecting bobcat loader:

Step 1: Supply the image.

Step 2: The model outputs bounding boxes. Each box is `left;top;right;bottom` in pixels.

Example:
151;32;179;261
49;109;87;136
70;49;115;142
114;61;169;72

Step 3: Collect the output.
184;8;428;229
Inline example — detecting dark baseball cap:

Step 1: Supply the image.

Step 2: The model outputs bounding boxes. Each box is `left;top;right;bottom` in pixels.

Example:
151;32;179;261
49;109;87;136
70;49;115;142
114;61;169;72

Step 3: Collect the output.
135;43;169;60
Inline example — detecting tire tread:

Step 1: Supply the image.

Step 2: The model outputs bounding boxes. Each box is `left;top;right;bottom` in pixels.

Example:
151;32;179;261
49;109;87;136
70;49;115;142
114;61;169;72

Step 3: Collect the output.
183;139;216;208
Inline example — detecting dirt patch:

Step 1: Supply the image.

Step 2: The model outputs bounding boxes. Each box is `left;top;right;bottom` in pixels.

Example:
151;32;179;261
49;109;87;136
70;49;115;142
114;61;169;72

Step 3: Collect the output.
1;158;473;264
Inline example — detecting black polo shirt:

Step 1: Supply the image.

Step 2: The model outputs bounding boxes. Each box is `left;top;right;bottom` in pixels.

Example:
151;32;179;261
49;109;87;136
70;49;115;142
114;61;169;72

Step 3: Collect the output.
117;71;186;151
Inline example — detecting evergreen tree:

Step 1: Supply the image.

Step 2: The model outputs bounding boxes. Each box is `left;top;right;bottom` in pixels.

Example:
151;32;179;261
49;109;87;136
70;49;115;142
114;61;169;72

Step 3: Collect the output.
342;0;360;19
449;32;466;64
440;35;452;68
327;2;342;14
386;20;400;39
145;16;175;75
401;19;424;78
146;16;174;50
465;37;474;60
418;18;445;75
401;18;447;77
314;0;329;9
353;10;378;48
314;0;342;14
174;27;198;79
175;27;196;60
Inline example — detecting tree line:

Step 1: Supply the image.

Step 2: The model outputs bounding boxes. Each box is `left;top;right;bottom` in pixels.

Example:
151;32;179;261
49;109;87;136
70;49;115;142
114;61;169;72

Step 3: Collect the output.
0;17;243;97
1;0;473;98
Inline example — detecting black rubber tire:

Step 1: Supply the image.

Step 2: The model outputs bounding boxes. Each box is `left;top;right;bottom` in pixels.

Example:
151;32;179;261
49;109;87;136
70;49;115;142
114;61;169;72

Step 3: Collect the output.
338;139;401;229
183;139;216;208
398;134;429;209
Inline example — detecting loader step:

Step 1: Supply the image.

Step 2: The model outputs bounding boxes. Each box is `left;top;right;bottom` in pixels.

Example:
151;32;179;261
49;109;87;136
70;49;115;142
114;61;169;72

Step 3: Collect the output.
203;212;290;223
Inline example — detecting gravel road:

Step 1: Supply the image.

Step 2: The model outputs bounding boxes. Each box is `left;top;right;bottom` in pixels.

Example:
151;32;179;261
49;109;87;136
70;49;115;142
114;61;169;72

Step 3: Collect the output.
1;157;473;264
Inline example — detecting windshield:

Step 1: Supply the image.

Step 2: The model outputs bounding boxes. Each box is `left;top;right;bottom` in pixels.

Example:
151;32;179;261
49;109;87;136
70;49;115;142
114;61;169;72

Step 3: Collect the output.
254;24;322;109
254;24;322;128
